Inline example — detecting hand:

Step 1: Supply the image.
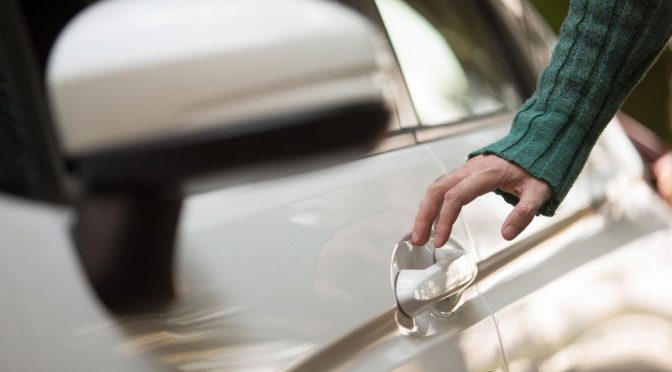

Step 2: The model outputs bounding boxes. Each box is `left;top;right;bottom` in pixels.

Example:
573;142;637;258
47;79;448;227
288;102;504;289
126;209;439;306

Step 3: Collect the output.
411;154;552;247
653;151;672;205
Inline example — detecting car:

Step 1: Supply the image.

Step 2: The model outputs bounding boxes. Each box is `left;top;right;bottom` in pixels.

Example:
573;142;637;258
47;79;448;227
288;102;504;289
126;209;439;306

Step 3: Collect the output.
2;0;672;371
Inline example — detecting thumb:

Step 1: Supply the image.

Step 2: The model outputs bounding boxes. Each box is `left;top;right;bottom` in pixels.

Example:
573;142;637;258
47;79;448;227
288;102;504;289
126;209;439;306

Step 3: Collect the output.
501;184;549;240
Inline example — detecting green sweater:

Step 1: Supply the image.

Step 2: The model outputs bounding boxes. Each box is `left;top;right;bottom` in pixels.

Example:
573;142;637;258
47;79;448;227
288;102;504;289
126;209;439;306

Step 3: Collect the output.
470;0;672;215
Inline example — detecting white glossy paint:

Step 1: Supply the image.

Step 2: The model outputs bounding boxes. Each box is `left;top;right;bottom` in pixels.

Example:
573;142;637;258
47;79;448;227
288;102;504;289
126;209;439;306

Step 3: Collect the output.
0;196;161;371
104;134;506;371
47;0;388;155
483;198;672;371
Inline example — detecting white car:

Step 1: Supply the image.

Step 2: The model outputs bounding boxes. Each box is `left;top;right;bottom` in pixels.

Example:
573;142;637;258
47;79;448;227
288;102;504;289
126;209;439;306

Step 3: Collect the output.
2;0;672;371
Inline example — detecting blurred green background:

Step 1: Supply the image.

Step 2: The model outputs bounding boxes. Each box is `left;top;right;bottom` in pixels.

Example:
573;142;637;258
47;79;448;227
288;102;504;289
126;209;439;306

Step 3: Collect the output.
530;0;672;146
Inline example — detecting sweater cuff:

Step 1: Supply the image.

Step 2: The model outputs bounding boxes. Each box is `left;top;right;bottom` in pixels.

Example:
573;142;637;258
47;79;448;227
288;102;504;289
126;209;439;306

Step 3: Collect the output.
469;146;561;216
467;111;591;217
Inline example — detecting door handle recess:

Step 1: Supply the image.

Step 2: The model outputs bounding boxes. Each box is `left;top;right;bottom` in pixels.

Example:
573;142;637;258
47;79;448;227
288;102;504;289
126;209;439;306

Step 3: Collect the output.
393;242;477;319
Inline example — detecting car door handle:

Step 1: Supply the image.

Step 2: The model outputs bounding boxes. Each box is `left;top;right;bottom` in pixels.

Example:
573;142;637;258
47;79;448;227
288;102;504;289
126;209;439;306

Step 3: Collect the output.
393;204;599;323
394;245;478;319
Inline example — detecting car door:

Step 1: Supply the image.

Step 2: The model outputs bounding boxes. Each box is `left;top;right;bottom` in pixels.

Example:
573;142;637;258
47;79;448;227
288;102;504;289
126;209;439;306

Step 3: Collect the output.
108;2;510;371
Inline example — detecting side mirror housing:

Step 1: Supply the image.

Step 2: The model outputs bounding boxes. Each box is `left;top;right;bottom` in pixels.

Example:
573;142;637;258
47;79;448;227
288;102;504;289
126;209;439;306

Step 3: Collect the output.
48;0;390;183
47;0;391;311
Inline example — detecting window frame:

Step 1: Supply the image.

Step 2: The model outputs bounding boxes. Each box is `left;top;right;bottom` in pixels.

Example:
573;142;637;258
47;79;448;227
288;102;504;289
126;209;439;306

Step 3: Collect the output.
348;0;540;154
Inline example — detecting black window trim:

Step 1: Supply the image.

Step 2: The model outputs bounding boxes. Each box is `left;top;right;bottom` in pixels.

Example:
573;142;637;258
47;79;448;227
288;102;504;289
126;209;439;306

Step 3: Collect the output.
413;110;514;143
363;109;514;158
341;0;421;130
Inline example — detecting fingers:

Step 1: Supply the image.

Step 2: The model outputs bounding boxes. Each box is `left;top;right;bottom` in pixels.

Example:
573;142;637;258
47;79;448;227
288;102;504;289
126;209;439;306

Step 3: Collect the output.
653;152;672;204
501;181;550;240
411;171;465;246
433;170;501;247
412;154;551;248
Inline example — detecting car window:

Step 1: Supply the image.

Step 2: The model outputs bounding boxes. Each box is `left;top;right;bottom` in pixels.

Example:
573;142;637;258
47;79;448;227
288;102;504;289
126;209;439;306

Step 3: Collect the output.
375;0;522;126
495;0;556;76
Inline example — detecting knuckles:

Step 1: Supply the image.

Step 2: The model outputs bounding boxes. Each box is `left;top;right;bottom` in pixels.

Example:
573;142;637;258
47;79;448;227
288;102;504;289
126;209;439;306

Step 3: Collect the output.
426;181;443;195
443;190;462;204
514;204;536;219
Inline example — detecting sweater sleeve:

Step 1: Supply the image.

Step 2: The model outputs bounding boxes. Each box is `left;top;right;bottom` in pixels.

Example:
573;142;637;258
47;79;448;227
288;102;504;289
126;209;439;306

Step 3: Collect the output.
469;0;672;216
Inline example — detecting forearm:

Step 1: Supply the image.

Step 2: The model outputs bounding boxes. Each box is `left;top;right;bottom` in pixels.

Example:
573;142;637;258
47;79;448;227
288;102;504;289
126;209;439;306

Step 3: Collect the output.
471;0;672;215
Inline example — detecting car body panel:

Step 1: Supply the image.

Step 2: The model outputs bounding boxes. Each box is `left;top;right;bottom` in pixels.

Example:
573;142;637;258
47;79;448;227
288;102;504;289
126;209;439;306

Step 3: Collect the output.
110;135;508;370
0;196;162;371
483;189;672;371
289;299;504;372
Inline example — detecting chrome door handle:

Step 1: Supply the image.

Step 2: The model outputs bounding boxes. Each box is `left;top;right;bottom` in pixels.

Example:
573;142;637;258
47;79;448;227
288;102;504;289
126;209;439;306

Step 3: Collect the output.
393;243;477;319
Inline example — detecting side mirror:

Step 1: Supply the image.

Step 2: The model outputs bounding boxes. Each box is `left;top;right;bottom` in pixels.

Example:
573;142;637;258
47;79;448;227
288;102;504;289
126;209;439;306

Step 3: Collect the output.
47;0;391;311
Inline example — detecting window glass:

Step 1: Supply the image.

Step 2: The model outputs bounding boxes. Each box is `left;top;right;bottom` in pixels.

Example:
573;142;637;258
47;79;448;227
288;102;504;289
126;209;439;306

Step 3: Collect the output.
520;2;557;74
376;0;522;126
497;0;556;75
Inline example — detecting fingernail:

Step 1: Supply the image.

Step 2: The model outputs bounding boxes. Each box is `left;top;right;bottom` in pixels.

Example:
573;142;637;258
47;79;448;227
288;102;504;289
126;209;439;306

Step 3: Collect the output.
410;231;418;244
503;225;517;240
434;236;443;248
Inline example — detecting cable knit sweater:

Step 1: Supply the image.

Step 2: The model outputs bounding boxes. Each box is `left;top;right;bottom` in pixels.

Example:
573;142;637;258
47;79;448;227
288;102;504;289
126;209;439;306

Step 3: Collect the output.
470;0;672;215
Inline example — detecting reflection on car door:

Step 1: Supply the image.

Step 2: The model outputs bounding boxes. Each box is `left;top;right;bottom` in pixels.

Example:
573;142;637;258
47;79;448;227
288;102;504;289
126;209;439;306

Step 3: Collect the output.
108;131;505;371
472;122;672;370
0;195;165;371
